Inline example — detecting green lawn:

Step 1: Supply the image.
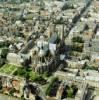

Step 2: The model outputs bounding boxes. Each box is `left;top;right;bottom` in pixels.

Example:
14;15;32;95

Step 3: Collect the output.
0;64;17;74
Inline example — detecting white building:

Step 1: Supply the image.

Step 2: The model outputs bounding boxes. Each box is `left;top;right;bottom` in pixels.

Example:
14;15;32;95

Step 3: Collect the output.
7;53;22;65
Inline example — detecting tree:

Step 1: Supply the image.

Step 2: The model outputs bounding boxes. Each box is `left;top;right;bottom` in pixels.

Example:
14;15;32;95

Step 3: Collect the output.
72;36;84;43
1;48;9;58
46;77;58;95
67;88;74;98
14;68;26;77
34;75;46;84
9;88;16;96
0;58;5;67
25;72;30;81
84;24;89;30
43;72;52;77
72;44;83;52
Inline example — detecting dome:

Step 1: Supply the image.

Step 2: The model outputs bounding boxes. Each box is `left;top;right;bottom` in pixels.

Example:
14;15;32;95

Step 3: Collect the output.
38;49;46;57
94;96;99;100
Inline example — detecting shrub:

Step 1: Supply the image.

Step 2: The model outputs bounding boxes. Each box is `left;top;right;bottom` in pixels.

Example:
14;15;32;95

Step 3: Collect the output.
72;36;84;43
9;88;16;96
13;68;26;77
71;44;83;52
46;77;58;96
1;48;9;58
67;88;74;98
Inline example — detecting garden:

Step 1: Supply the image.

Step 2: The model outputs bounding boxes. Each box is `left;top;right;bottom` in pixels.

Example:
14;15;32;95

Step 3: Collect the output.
61;84;78;99
13;67;47;85
0;64;17;74
46;77;61;96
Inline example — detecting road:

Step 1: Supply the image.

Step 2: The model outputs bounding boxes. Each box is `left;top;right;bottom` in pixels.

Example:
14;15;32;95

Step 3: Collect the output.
0;94;19;100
